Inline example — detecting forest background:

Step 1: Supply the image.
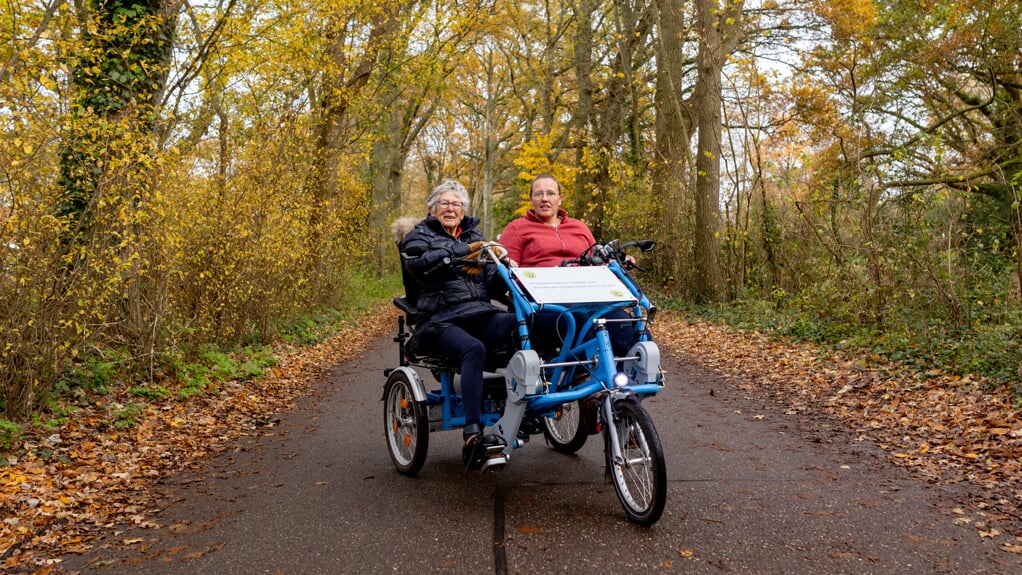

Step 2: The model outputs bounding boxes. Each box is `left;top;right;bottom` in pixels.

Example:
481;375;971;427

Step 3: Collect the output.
1;0;1020;436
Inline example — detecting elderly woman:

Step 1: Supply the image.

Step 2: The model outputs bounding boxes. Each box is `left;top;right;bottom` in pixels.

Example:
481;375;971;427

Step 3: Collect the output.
398;179;516;466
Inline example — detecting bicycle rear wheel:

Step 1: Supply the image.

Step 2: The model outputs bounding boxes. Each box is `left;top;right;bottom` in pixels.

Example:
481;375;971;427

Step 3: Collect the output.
605;398;666;526
541;399;588;453
383;371;429;476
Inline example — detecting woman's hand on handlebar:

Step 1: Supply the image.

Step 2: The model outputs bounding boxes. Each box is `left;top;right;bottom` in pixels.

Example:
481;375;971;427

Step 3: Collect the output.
562;239;653;269
460;241;510;275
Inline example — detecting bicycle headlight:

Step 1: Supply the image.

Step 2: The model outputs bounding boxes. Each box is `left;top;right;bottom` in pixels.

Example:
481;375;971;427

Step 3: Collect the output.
613;371;629;388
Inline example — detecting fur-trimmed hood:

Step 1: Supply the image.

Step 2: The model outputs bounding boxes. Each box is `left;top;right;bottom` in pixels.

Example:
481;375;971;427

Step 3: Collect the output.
390;216;420;244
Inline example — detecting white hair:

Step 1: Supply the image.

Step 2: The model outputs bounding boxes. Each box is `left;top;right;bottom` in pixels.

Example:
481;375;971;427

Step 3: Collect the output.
426;179;470;212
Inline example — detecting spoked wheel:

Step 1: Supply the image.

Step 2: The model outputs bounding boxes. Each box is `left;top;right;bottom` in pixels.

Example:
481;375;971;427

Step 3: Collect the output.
605;398;666;526
542;399;588;453
383;371;429;476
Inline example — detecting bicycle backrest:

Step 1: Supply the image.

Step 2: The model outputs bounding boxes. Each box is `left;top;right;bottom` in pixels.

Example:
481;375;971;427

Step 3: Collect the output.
393;296;419;327
391;216;422;313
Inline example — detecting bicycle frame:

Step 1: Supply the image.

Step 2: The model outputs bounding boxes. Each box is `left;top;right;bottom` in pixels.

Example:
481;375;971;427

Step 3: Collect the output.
486;255;664;453
387;244;664;454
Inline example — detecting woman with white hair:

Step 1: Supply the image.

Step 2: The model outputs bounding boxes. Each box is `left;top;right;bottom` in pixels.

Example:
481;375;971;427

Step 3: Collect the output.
397;179;515;468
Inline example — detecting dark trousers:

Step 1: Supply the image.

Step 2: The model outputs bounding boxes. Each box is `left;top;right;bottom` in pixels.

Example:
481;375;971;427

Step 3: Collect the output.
527;309;635;357
433;311;518;425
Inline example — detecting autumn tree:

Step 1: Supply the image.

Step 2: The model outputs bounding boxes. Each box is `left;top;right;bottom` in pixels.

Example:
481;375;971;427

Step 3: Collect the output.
367;1;496;270
650;0;693;291
58;0;177;238
571;0;657;239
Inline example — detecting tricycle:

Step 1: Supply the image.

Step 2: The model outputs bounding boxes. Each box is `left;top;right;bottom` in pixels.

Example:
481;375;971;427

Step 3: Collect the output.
382;240;667;525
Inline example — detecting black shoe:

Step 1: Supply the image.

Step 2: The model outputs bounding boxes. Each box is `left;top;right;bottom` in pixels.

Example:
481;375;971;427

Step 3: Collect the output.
463;432;504;470
463;422;483;442
517;416;542;439
463;422;484;469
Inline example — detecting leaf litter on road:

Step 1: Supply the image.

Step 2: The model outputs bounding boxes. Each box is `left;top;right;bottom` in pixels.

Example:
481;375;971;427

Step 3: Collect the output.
3;307;1020;572
1;307;396;573
652;313;1022;550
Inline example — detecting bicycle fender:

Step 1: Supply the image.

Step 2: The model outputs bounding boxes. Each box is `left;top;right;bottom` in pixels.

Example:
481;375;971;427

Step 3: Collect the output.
386;366;428;403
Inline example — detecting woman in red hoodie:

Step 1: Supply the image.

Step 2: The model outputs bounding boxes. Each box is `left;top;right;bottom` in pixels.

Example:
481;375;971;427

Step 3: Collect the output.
499;175;635;357
499;174;595;267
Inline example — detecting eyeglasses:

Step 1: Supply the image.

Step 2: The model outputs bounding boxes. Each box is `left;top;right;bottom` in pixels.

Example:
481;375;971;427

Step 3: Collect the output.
436;200;464;209
531;190;559;199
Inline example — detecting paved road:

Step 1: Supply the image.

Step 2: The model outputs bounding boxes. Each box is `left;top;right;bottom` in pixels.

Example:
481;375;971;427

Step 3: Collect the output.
58;332;1018;574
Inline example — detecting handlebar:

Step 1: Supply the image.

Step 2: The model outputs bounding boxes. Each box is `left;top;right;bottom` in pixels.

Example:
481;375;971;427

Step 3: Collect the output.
422;255;453;276
560;239;656;270
423;242;510;277
476;242;510;266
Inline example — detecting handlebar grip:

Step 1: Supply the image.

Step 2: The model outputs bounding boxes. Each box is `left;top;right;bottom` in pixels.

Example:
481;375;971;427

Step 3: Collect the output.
423;256;452;276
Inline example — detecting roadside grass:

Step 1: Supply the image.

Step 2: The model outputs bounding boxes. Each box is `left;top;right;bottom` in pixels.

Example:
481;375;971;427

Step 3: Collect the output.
0;271;402;458
280;273;403;346
0;272;403;567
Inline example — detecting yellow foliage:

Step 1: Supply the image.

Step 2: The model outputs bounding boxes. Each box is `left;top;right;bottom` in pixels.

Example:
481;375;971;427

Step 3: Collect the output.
513;133;578;216
813;0;877;41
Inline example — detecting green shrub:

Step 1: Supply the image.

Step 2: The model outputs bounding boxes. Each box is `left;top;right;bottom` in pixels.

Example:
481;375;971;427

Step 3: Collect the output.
56;348;132;395
128;385;171;399
0;418;23;453
111;403;144;430
670;280;1022;395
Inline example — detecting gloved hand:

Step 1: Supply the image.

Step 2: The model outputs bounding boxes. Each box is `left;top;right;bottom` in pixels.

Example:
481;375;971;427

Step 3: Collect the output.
461;241;507;275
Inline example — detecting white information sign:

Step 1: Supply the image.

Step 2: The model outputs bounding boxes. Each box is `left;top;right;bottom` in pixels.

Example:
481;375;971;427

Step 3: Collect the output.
512;266;636;304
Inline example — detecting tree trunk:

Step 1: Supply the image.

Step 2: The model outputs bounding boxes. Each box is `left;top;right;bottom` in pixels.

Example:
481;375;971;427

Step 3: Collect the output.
310;5;400;296
58;0;178;237
691;0;743;302
370;102;407;273
573;0;595;216
479;57;500;238
651;0;692;293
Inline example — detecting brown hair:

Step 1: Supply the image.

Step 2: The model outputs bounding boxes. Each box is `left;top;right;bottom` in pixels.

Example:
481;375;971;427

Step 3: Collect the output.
529;174;561;194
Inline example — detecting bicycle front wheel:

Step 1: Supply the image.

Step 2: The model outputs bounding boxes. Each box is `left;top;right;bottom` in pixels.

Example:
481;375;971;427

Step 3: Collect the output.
605;398;666;526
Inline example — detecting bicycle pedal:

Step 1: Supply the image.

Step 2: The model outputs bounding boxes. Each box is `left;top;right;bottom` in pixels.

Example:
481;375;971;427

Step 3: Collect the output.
464;435;506;471
481;451;508;472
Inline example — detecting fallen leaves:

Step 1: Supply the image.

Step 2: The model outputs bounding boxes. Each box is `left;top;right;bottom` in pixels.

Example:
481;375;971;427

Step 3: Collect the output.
1;304;396;571
4;305;1020;570
652;312;1022;548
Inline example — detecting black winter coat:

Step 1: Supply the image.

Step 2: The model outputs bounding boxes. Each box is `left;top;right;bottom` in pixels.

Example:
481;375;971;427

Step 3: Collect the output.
399;214;507;352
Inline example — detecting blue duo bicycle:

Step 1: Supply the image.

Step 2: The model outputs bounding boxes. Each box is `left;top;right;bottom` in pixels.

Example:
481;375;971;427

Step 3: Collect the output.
383;240;667;525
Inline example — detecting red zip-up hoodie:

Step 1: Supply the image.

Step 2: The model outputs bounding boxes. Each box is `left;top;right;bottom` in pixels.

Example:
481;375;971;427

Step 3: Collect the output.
499;209;596;267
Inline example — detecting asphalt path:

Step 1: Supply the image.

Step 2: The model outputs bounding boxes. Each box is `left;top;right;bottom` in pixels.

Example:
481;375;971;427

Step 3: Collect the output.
57;331;1019;574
